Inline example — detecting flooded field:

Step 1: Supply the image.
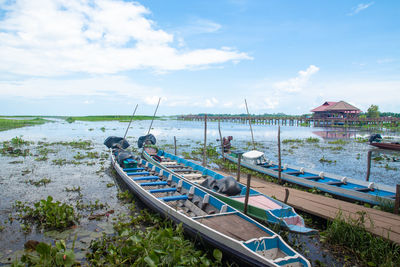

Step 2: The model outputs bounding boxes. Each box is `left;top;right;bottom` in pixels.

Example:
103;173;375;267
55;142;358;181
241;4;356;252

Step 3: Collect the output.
0;118;399;265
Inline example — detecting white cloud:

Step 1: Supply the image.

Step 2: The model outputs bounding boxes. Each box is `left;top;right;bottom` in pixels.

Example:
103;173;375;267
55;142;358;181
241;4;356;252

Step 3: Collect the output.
205;97;219;107
274;65;319;93
348;2;374;16
0;0;250;76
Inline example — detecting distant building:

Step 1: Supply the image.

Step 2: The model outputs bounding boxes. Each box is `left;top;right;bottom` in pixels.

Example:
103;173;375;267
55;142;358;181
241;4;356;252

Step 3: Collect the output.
311;101;361;119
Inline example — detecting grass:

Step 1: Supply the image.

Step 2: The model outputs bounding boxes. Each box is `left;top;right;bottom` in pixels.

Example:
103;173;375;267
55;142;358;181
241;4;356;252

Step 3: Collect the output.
321;211;400;267
0;117;48;131
64;115;158;123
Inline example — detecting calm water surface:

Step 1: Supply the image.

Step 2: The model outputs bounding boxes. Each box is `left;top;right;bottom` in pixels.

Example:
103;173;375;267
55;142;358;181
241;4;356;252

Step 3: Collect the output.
0;118;399;265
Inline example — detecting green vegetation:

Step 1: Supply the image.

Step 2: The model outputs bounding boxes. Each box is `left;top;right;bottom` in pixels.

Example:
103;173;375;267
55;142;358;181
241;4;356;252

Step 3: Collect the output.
327;139;348;145
367;104;380;118
0;117;48;131
305;137;320;143
64;115;158;123
13;240;77;267
282;138;303;144
25;178;52;187
15;196;79;230
1;137;32;157
321;211;400;266
87;209;221;266
319;156;336;164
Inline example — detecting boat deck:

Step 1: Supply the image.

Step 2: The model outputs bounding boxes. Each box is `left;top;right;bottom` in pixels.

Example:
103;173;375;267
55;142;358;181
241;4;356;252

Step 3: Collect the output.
195;213;270;241
221;170;400;244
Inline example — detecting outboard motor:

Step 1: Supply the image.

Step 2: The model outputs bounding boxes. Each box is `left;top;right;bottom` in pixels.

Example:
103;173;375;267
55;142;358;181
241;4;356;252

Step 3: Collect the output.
369;134;382;144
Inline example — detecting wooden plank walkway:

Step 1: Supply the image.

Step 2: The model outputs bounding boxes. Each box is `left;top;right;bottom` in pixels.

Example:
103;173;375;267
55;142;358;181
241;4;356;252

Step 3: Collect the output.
215;170;400;244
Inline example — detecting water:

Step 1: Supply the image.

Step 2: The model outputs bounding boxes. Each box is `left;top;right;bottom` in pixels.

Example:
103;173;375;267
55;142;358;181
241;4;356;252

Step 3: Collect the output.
0;118;399;265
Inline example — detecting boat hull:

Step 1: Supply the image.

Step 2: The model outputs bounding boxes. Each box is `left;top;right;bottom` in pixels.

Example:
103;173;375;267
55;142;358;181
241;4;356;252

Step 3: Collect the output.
370;142;400;151
111;152;310;267
222;152;395;205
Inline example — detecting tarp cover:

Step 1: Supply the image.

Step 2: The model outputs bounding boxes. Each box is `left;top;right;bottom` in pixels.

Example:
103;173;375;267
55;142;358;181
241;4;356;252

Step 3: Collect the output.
137;134;156;148
104;136;130;149
200;176;241;196
242;150;264;160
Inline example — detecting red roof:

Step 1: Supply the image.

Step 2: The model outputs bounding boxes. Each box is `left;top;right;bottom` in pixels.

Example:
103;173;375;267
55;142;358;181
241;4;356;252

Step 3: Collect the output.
311;102;337;112
311;101;360;113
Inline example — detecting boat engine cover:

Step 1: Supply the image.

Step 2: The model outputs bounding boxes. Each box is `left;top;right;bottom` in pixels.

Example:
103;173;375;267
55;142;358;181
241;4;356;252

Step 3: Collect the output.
201;176;241;196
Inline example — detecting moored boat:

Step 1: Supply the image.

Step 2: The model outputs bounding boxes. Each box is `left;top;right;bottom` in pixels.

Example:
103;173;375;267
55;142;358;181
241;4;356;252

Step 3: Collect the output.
105;137;310;266
369;142;400;151
142;149;316;234
221;149;396;206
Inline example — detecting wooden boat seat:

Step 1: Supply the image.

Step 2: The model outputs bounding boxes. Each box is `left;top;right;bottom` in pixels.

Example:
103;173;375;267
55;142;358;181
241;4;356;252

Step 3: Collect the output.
182;173;203;179
303;176;321;180
327;181;344;186
272;168;284;171
354;187;372;192
164;164;186;168
285;171;302;175
132;176;159;181
195;214;270;241
173;169;199;173
160;161;177;165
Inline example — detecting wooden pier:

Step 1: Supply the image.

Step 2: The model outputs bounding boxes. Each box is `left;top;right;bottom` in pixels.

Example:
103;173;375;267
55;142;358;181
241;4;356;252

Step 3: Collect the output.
179;115;400;128
217;170;400;244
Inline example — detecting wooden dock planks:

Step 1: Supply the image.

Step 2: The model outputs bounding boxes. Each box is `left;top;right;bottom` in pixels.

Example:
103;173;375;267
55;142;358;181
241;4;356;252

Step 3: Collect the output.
215;170;400;244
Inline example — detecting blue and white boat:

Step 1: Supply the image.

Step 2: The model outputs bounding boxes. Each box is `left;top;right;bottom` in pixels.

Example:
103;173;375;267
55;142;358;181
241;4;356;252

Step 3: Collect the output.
106;138;310;266
143;149;316;235
222;149;396;206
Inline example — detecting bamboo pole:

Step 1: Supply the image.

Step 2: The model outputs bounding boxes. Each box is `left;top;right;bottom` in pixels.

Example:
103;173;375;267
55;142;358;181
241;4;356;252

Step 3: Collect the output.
174;136;177;155
202;114;207;167
123;104;138;140
218;118;224;159
395;184;400;214
245;99;256;150
244;174;251;214
146;97;161;136
278;125;282;184
366;150;372;181
237;154;242;183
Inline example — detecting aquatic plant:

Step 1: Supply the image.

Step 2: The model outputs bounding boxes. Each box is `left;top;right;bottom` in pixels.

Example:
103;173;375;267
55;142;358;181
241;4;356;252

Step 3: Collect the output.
319;156;336;164
87;210;221;266
321;211;400;266
282;139;303;144
25;178;52;187
0;117;48;132
13;240;76;267
75;199;107;212
15;196;79;230
64;186;81;193
305;137;320;143
327;140;348;145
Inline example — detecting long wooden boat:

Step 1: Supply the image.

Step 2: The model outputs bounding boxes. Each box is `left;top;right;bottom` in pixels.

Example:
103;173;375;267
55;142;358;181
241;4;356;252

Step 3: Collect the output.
108;148;310;266
370;142;400;151
221;150;396;205
142;149;316;235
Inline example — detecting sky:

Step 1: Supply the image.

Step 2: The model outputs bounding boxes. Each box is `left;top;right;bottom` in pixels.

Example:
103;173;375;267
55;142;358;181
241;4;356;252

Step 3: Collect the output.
0;0;399;116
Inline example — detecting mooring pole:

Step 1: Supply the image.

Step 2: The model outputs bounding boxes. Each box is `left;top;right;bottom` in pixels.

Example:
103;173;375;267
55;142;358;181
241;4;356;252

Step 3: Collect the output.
244;174;252;214
202;114;207;167
366;150;372;181
218;118;224;159
237;153;243;183
174;136;177;155
284;188;289;203
395;184;400;214
278;125;282;184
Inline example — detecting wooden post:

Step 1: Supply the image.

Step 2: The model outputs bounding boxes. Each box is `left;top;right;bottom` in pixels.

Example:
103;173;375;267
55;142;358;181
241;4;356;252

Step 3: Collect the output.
366;150;372;181
174;136;177;155
244;174;251;214
245;99;256;150
202;114;207;167
218;118;224;159
278;126;282;184
284;188;289;204
395;184;400;214
237;154;242;183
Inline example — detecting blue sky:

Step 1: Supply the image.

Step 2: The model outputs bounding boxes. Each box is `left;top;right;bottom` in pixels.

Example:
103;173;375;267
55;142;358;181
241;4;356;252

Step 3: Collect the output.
0;0;399;116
